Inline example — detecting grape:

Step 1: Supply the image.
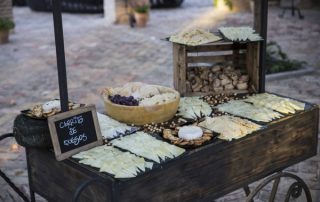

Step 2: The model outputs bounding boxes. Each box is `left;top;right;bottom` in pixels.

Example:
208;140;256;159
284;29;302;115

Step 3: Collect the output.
109;95;139;106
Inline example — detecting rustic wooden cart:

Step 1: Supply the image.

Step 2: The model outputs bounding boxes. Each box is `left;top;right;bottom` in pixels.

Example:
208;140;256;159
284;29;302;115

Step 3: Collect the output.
1;0;319;201
25;100;318;201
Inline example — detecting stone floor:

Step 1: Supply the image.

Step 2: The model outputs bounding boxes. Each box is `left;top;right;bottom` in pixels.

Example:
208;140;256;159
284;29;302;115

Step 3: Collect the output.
0;0;319;201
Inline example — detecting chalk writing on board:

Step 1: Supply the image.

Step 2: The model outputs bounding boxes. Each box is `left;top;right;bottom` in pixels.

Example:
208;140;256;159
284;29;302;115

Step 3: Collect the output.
58;115;88;146
59;115;84;129
64;133;88;146
48;105;103;161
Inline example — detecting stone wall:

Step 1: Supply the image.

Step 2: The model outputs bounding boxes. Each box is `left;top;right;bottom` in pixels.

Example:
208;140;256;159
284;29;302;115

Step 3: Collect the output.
0;0;13;20
104;0;130;24
115;0;130;24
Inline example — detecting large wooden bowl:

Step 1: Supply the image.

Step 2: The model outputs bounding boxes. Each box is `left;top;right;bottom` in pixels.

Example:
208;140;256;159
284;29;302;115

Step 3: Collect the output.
102;86;180;125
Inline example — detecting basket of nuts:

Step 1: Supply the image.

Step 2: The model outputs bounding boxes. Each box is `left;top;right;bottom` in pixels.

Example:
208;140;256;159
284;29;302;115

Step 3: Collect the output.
172;39;261;96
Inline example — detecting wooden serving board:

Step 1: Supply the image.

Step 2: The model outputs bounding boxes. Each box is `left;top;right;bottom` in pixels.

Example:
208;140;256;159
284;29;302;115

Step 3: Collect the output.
26;102;319;202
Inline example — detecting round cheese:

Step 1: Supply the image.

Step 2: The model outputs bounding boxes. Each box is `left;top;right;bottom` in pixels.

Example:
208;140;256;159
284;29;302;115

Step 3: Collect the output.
42;100;61;113
178;126;203;140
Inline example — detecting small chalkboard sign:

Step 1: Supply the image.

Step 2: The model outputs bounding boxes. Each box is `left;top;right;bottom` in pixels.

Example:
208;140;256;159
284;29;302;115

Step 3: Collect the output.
48;105;103;161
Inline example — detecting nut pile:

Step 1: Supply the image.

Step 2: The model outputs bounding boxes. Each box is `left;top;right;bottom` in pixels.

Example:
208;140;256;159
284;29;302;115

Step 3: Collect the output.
202;93;248;106
142;118;189;134
186;64;249;93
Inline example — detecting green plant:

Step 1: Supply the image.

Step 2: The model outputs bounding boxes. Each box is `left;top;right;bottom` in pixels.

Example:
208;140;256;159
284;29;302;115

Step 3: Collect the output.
134;5;149;13
214;0;233;10
266;41;306;74
0;17;15;30
131;0;150;13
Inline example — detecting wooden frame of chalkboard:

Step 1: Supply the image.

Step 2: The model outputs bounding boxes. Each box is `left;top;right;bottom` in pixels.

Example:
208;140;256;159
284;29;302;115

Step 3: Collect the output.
48;105;103;161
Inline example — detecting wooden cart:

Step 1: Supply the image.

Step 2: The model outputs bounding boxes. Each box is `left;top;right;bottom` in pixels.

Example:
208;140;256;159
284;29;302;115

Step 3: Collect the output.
25;22;319;202
26;100;319;202
0;0;317;201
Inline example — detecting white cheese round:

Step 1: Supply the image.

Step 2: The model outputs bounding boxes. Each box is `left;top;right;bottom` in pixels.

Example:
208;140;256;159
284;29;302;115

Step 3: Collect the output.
178;126;203;140
42;100;61;113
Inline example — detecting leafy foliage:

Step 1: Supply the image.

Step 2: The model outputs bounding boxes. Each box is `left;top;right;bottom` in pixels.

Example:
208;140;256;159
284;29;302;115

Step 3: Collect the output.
266;41;306;74
131;0;150;13
0;18;15;30
214;0;233;10
134;5;149;13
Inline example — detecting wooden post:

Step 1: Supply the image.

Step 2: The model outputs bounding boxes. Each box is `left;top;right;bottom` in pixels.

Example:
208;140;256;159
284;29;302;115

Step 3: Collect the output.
246;43;260;92
254;0;268;93
253;0;261;33
52;0;69;112
232;43;240;69
172;43;187;96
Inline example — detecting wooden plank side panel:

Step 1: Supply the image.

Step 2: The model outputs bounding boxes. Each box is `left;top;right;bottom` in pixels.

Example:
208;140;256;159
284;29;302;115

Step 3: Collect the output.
118;108;318;202
173;43;187;96
246;43;260;92
185;89;249;97
172;43;180;91
233;43;240;68
28;148;114;202
254;42;260;92
186;43;247;52
187;55;234;64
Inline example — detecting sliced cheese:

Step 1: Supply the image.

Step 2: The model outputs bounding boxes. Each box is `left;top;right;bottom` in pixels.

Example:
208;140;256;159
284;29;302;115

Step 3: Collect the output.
97;112;134;139
73;145;153;179
199;116;261;141
178;97;212;120
244;93;305;114
216;100;283;122
111;132;185;163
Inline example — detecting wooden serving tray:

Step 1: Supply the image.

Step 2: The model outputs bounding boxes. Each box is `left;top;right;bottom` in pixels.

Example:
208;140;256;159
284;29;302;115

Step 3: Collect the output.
27;101;319;202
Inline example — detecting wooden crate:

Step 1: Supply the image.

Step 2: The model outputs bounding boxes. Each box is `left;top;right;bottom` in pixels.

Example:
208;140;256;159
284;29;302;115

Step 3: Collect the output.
173;40;260;96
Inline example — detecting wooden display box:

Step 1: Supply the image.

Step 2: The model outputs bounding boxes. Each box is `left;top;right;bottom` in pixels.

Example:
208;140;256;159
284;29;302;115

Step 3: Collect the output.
173;40;260;96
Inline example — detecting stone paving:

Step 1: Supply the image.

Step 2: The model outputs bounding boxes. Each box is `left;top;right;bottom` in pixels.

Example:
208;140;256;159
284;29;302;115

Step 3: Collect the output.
0;1;320;201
